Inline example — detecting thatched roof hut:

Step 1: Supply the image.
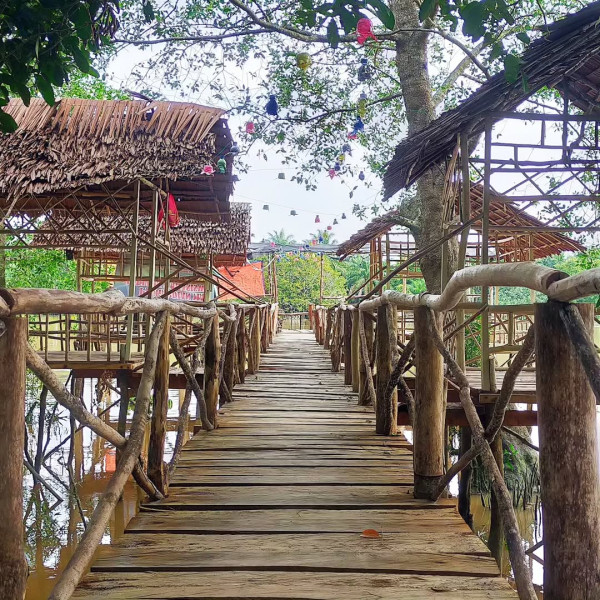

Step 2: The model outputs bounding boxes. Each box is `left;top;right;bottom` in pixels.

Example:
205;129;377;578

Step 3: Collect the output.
338;185;584;260
384;2;600;198
0;98;235;216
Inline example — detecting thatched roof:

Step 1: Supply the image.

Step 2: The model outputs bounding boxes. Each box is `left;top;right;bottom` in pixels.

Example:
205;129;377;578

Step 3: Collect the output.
384;2;600;198
0;98;230;201
337;185;584;260
33;202;251;258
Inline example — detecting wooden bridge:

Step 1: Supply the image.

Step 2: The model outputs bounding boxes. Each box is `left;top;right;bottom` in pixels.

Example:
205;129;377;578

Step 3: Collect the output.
72;330;516;599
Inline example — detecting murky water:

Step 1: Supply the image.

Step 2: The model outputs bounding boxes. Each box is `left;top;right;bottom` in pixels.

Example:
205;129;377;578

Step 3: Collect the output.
24;375;193;600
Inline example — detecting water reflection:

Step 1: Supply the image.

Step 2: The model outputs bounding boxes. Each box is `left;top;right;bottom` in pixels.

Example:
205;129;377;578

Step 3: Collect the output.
24;376;191;600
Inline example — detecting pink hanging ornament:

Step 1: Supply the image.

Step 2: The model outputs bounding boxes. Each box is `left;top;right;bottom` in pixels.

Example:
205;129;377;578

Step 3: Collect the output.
327;225;332;231
356;18;378;45
203;165;215;175
245;122;256;134
347;131;358;140
328;168;336;179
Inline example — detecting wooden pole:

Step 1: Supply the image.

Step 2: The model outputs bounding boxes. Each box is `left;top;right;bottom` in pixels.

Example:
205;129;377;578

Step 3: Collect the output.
237;310;247;384
324;309;332;349
351;310;360;393
536;302;600;599
223;311;239;400
358;311;374;406
147;313;170;495
123;181;140;362
253;308;261;371
375;303;397;435
204;312;221;426
0;318;28;600
343;309;353;386
413;306;445;498
116;370;130;465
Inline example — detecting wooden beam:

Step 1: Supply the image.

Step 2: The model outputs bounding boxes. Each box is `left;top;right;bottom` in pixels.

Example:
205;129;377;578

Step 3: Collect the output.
375;303;397;435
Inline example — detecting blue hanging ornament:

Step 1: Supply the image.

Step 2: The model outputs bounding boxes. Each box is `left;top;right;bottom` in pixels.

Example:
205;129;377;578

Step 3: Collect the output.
342;143;352;156
333;219;338;225
357;58;373;82
318;235;324;243
334;161;341;172
230;141;240;154
353;116;364;135
217;158;227;174
266;94;279;117
359;171;365;181
341;212;347;219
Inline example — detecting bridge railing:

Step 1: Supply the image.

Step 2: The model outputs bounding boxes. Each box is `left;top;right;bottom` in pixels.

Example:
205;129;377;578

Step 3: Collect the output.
311;262;600;600
0;287;278;600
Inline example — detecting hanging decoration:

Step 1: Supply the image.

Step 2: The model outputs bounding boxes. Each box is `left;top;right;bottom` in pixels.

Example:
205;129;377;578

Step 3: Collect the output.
296;52;312;72
337;153;345;163
329;168;336;179
352;116;365;135
342;143;352;156
245;122;256;134
278;172;286;179
341;213;347;219
315;215;320;223
290;210;298;216
333;219;338;225
359;170;365;181
334;161;341;172
217;158;227;174
230;142;240;154
357;92;368;118
263;204;269;210
318;235;324;243
327;225;332;231
347;131;358;140
202;165;215;175
266;94;279;117
356;18;378;45
158;193;180;229
357;58;373;82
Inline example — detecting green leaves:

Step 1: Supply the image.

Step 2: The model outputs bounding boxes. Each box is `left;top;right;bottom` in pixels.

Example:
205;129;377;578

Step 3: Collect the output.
0;0;119;131
419;0;438;22
327;19;340;47
0;110;18;133
504;53;521;84
367;0;395;30
142;0;155;23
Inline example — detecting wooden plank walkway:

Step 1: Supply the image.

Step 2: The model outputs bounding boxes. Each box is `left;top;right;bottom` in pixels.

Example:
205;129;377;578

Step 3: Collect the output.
73;330;517;599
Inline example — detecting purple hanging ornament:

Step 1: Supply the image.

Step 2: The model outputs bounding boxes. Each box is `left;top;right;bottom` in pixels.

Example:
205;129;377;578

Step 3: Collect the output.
359;170;365;181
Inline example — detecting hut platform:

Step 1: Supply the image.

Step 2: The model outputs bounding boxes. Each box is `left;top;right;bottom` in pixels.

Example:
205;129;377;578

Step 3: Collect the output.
72;330;517;600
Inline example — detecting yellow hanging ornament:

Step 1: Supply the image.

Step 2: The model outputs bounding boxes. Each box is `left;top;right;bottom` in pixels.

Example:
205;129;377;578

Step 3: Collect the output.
296;52;312;72
357;92;368;118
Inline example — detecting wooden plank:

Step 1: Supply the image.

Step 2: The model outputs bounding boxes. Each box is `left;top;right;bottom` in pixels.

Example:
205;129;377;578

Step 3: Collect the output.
127;508;465;534
169;466;414;485
72;572;521;599
143;485;455;509
92;533;498;575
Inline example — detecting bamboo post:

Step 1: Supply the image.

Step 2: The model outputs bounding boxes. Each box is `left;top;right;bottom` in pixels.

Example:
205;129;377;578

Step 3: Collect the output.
123;181;140;362
247;309;257;374
413;306;445;498
343;308;353;386
0;318;28;600
204;312;221;425
147;313;170;495
374;303;397;435
351;309;360;392
536;302;600;599
260;307;268;353
358;311;375;406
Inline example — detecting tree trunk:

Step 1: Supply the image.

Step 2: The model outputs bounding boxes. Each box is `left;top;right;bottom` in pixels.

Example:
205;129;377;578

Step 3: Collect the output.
0;318;28;600
389;0;455;293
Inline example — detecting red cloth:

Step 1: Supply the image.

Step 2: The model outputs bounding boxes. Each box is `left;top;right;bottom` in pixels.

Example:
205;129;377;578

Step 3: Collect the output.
217;263;265;300
158;193;180;229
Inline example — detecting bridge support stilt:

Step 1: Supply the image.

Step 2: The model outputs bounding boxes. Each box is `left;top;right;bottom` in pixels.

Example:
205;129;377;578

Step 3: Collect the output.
413;307;445;498
536;302;600;600
375;303;397;435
